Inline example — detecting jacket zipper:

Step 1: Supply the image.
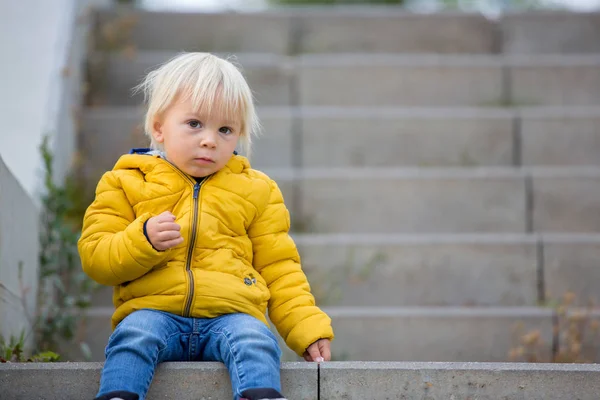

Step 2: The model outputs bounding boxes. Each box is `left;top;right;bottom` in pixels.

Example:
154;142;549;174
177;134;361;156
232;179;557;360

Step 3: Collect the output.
183;181;202;317
160;158;210;317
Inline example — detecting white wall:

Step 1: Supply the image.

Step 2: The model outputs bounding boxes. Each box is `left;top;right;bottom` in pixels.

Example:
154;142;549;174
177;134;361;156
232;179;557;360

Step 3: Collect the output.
0;0;91;201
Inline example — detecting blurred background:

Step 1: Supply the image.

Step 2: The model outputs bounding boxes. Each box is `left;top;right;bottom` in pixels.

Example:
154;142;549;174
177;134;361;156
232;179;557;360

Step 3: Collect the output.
2;0;600;366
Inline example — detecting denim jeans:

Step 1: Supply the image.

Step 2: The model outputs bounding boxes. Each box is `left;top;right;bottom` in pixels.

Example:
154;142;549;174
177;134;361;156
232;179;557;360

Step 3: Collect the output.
97;309;283;400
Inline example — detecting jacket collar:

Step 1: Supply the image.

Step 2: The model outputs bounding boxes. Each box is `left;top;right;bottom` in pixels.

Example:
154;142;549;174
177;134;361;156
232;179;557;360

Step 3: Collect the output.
117;148;249;178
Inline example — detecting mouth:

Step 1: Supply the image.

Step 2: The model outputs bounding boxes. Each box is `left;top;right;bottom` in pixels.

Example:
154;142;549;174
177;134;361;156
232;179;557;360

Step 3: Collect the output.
194;157;215;164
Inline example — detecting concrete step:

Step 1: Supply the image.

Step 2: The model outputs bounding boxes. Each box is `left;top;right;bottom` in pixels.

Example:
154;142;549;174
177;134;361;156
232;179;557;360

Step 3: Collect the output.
89;52;600;107
3;362;600;400
265;167;600;234
90;234;600;312
92;233;542;308
81;106;600;173
69;306;559;363
87;52;292;107
93;9;600;55
298;54;600;107
78;164;600;234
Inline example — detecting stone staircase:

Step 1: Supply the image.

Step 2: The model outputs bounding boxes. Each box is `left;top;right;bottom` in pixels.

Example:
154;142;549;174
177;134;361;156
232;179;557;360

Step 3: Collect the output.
75;6;600;364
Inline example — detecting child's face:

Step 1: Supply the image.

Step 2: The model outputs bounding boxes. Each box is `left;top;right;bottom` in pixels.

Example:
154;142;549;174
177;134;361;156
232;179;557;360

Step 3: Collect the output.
152;96;241;178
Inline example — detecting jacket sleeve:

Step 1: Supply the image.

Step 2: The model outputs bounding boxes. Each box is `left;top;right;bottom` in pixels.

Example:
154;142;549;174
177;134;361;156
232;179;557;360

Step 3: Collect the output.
248;179;334;357
78;171;171;286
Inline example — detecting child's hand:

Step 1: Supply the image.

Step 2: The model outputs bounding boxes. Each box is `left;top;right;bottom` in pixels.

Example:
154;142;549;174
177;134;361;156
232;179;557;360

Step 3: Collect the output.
303;339;331;363
146;211;184;251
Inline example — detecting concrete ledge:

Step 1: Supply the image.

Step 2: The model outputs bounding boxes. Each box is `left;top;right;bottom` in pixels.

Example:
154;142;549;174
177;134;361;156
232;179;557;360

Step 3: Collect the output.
2;362;600;399
0;362;316;400
321;362;600;399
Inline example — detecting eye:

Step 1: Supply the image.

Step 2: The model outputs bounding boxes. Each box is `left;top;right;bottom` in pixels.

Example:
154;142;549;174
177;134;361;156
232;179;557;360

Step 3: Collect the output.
219;127;233;135
188;120;202;129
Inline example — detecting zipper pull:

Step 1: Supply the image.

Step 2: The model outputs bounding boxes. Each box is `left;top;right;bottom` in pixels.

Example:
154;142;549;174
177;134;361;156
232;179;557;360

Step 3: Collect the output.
193;183;200;199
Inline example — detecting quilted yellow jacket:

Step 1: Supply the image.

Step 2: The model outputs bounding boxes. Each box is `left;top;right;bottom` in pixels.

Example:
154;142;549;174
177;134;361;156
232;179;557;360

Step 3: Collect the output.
78;150;334;356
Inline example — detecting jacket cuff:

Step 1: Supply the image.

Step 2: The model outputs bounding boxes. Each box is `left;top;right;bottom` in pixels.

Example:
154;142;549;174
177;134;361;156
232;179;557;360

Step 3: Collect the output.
123;212;171;270
142;219;161;252
286;314;335;357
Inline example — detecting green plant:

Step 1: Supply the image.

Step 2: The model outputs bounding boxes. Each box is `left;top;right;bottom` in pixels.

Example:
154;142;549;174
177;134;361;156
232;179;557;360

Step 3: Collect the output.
36;136;98;358
0;331;60;363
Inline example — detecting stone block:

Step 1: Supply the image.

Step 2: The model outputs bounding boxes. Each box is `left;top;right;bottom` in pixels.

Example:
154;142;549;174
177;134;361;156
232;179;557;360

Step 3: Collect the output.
271;169;527;233
298;12;495;54
320;362;600;399
296;234;538;307
90;53;291;107
95;10;292;54
542;235;600;305
300;108;514;167
521;107;600;166
324;307;554;362
532;171;600;232
0;362;316;399
297;55;504;107
502;12;600;54
510;56;600;106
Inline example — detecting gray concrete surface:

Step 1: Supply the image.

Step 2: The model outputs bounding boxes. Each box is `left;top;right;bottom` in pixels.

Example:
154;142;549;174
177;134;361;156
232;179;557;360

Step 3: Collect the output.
300;107;515;167
531;170;600;232
0;156;39;349
91;53;600;107
510;56;600;106
502;12;600;54
297;12;496;54
324;307;554;362
297;55;505;107
295;234;539;307
0;362;316;400
4;361;600;400
521;107;600;166
264;168;527;234
94;9;600;55
76;306;554;363
320;362;600;399
542;235;600;305
91;234;539;308
91;52;292;107
95;10;292;54
81;106;600;171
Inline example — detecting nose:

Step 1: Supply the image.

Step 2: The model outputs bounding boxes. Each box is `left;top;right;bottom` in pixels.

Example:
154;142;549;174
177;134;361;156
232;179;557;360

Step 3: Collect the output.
200;130;217;149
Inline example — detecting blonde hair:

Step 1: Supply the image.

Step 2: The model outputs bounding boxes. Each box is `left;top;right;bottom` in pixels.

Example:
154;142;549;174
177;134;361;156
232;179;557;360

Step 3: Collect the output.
134;52;259;158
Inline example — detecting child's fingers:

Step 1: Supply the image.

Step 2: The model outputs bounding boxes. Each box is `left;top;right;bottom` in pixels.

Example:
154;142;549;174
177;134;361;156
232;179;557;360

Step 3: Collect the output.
306;345;323;363
319;340;331;361
157;230;182;241
157;222;181;232
157;211;176;221
161;237;184;249
303;353;313;362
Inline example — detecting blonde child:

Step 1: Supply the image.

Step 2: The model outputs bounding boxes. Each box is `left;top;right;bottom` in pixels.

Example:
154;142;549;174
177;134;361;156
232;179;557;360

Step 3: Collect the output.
78;52;334;400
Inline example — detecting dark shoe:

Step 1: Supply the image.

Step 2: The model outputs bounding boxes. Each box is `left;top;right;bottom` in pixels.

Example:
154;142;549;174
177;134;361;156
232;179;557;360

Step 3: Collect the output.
240;387;287;400
93;391;139;400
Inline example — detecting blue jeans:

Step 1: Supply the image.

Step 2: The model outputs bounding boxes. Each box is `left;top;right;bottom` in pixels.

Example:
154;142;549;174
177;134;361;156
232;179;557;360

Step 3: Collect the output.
97;309;283;400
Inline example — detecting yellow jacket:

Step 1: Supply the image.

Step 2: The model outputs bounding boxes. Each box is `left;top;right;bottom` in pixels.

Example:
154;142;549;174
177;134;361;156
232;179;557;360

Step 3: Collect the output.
78;151;333;356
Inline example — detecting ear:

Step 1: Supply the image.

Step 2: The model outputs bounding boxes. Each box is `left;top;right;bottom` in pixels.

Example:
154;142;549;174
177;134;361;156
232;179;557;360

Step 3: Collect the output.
152;118;165;144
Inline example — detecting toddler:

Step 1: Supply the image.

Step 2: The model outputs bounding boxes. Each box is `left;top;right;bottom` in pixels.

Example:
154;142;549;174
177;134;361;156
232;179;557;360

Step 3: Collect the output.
78;52;334;400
